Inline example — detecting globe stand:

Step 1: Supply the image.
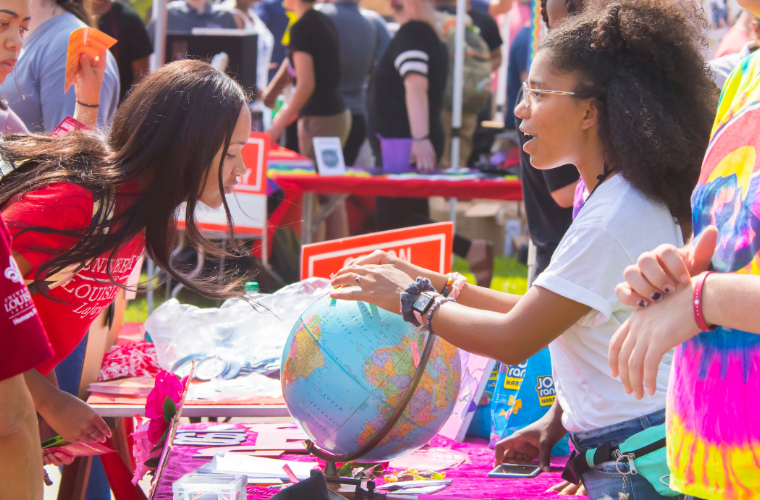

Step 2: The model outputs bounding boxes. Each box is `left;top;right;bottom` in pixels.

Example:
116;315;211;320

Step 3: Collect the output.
303;331;438;464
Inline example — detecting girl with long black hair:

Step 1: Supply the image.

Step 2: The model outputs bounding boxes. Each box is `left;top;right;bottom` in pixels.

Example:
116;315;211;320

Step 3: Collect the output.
1;59;252;463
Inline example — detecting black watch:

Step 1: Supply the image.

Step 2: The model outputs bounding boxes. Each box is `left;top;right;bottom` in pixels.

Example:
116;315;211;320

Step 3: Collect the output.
412;292;436;317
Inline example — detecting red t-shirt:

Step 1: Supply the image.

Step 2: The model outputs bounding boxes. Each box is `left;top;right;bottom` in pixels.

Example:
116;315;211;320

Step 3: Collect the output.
0;216;53;381
2;183;145;375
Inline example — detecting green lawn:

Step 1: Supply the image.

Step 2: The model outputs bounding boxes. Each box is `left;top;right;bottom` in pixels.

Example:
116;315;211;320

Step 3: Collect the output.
124;256;529;323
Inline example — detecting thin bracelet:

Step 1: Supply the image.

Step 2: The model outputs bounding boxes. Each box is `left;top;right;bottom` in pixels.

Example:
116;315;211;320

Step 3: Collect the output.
76;100;99;108
441;274;455;297
693;271;717;332
412;135;429;143
426;297;455;335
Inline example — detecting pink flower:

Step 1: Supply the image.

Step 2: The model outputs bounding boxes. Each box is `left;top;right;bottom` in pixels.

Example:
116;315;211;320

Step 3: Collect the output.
131;416;162;485
145;371;183;421
147;415;169;444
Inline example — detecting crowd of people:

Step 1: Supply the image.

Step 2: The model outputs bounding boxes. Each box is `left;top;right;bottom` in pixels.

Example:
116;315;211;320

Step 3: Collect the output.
0;0;758;499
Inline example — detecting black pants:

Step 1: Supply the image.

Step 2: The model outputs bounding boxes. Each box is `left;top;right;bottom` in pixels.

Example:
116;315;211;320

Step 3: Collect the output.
343;114;366;166
375;196;472;258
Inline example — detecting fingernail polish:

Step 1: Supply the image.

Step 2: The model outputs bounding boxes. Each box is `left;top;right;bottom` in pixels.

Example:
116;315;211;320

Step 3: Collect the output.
637;300;648;307
651;292;662;301
680;274;690;284
663;285;674;293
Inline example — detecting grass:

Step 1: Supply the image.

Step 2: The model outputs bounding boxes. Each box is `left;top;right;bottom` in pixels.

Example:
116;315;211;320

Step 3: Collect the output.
124;256;529;323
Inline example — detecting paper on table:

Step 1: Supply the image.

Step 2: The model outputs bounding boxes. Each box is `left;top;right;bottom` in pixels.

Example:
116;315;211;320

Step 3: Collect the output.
376;479;452;491
392;484;449;495
198;452;318;481
388;448;468;472
64;27;117;93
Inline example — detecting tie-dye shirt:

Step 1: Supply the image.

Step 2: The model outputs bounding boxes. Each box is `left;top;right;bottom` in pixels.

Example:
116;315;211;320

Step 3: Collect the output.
667;51;760;500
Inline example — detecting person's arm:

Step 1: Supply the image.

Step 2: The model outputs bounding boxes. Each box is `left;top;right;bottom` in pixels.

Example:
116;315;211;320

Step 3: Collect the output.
331;264;590;365
0;374;44;500
490;48;502;73
550;181;577;208
262;58;291;108
405;73;437;171
268;51;315;142
489;0;513;17
72;52;106;129
338;250;522;313
131;57;150;87
23;368;112;445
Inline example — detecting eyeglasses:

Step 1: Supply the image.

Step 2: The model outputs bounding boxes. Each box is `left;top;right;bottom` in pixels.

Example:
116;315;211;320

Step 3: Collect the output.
522;81;576;107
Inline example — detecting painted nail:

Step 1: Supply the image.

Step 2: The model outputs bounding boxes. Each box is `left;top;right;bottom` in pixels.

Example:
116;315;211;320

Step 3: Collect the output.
637;300;648;307
663;284;674;293
651;292;662;301
680;274;690;284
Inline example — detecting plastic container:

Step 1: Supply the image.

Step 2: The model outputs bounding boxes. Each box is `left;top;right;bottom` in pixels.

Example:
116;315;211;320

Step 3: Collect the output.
377;134;414;173
173;472;247;500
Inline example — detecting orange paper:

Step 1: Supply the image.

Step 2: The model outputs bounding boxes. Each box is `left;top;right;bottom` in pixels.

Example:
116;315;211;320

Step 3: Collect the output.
64;27;117;93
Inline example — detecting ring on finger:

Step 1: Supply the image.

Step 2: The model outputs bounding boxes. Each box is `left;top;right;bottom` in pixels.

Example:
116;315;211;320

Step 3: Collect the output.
89;431;99;439
354;276;361;287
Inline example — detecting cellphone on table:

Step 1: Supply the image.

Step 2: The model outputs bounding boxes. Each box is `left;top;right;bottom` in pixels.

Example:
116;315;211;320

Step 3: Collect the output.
487;463;542;478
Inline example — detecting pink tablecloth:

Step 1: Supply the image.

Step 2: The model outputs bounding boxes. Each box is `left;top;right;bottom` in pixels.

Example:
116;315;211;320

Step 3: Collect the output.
154;424;572;500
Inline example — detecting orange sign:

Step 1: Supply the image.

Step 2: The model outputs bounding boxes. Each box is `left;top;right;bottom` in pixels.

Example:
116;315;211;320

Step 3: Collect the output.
300;222;453;280
65;28;117;93
177;133;270;236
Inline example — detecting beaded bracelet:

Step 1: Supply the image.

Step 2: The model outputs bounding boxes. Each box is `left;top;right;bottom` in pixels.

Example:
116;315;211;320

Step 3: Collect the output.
441;274;455;297
693;271;717;332
426;297;456;335
441;272;467;298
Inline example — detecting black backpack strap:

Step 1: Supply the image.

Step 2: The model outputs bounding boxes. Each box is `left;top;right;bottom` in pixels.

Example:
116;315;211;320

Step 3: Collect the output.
561;441;617;485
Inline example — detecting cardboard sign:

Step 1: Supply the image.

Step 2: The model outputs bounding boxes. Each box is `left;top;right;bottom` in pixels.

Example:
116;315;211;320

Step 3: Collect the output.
300;222;453;280
312;137;346;176
64;28;117;93
177;133;269;236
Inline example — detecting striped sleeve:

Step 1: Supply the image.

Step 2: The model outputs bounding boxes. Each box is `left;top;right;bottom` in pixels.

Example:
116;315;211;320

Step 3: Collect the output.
394;50;429;77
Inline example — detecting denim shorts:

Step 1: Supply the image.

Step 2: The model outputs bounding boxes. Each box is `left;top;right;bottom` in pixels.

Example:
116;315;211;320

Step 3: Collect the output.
570;409;683;500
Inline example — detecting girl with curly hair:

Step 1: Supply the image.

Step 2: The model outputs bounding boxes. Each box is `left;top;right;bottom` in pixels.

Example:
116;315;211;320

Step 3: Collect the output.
329;1;719;498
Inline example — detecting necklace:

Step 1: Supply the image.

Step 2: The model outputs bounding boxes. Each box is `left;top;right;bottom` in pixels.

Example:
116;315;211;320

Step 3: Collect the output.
584;162;613;205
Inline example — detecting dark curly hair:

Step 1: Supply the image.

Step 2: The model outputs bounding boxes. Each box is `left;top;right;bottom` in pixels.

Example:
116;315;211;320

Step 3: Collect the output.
538;0;719;224
540;0;580;27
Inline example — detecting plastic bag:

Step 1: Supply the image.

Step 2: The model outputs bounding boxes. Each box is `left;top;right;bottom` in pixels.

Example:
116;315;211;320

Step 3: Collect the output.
490;349;570;456
145;278;332;383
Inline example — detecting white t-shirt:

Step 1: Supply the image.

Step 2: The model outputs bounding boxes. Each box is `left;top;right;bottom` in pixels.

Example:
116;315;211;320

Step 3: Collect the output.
533;174;683;433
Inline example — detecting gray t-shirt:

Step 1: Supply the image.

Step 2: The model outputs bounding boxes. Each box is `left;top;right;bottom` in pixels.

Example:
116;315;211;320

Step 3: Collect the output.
164;0;237;32
0;13;120;133
316;1;390;116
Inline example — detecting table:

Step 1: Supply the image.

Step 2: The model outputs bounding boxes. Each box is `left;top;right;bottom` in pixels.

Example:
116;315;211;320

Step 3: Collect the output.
267;164;523;245
153;423;572;500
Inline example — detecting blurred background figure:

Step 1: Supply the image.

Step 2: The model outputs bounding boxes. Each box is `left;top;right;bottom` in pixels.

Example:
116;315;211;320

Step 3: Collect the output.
367;0;494;286
710;10;759;88
316;0;390;166
86;0;153;103
158;0;237;33
0;0;120;132
434;0;504;169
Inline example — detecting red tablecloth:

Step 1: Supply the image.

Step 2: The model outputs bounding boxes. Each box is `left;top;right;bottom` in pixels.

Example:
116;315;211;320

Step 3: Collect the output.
153;424;573;500
271;174;523;201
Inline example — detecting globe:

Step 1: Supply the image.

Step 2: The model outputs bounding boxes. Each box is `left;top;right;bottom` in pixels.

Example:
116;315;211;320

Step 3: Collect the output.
281;295;461;462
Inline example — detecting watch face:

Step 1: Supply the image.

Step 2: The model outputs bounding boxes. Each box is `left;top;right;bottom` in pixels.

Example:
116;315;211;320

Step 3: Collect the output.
413;293;434;313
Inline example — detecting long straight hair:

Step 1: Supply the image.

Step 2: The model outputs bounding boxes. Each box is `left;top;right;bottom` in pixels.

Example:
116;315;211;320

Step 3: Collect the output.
0;60;249;299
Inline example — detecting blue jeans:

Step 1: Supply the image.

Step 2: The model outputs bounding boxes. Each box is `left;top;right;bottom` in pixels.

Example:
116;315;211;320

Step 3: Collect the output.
55;336;111;500
570;409;682;500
